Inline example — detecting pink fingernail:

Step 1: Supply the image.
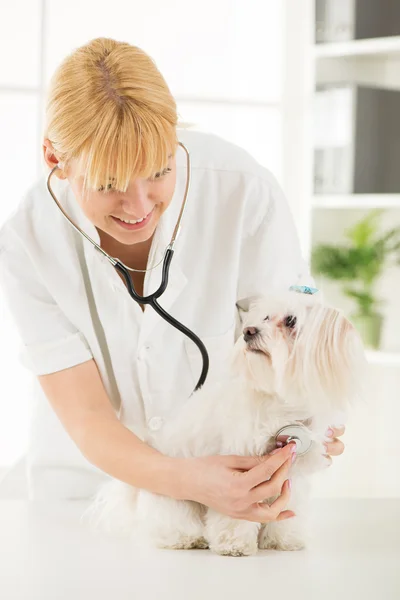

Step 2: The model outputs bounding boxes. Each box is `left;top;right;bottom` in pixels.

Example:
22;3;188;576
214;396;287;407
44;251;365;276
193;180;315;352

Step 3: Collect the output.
326;428;334;437
291;452;297;463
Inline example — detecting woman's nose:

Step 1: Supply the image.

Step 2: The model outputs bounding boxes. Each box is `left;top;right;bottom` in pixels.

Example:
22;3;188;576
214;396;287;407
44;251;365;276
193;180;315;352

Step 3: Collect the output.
243;326;260;342
121;180;148;211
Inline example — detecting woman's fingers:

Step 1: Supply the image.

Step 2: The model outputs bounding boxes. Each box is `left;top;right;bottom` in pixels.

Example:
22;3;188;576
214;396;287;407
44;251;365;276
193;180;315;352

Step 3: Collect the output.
225;444;295;474
225;454;268;471
248;456;292;503
220;447;297;523
331;425;345;437
276;510;296;521
324;438;345;456
241;443;296;489
324;424;346;457
250;478;293;523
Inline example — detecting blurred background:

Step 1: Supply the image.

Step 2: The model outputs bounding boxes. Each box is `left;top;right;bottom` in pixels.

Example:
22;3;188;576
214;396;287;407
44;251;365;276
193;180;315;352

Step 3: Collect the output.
0;0;399;499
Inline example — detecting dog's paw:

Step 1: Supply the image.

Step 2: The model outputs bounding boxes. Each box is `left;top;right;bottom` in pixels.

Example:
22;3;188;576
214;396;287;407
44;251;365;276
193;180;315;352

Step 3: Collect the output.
266;537;306;552
205;510;260;556
209;538;258;557
192;536;209;549
259;521;308;552
159;535;209;550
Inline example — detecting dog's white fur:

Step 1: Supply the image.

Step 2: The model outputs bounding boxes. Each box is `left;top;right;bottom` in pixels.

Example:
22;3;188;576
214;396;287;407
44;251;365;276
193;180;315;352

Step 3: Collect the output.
82;290;367;556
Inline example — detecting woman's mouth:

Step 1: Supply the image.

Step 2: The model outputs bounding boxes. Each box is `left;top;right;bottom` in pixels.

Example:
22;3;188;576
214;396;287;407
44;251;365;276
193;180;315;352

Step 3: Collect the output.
111;207;154;230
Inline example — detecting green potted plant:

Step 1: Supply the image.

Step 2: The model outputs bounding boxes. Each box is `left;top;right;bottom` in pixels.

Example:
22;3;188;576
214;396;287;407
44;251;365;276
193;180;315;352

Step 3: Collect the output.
311;209;400;349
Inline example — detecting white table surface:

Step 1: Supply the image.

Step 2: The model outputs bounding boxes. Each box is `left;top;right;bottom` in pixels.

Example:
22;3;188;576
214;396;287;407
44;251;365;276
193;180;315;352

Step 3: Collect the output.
0;498;399;600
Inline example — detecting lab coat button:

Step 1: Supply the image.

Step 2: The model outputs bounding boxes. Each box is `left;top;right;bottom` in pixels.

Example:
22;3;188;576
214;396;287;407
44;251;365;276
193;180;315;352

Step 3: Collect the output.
148;417;164;431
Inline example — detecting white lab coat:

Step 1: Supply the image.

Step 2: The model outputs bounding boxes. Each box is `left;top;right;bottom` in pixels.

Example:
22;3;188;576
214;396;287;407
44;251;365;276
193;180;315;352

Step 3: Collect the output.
0;129;314;499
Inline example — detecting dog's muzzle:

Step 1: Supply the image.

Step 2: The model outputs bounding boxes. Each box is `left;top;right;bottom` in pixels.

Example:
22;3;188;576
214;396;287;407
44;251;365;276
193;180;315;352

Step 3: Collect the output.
243;326;266;355
243;326;260;343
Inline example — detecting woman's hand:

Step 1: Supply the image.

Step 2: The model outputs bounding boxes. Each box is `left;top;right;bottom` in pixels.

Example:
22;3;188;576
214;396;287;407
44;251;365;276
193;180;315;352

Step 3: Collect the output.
175;443;297;523
323;425;346;466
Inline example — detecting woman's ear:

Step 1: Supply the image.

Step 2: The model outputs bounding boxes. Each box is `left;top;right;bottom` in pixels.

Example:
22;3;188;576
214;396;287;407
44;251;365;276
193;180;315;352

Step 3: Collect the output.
43;138;67;179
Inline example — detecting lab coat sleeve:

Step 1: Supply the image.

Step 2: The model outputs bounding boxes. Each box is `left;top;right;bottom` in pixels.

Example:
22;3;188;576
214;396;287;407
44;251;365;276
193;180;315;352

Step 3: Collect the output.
0;226;93;375
235;172;316;340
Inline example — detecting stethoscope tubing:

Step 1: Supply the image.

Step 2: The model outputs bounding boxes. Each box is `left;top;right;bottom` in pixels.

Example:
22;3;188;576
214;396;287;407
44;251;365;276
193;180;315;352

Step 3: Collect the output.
113;250;209;391
46;141;209;392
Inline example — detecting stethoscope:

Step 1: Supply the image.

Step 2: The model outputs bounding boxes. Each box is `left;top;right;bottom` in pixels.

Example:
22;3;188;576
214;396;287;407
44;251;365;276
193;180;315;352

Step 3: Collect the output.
46;140;209;393
274;424;314;456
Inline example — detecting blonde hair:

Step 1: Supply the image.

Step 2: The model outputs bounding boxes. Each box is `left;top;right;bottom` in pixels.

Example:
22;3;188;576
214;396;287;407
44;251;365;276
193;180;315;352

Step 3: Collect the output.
44;37;178;194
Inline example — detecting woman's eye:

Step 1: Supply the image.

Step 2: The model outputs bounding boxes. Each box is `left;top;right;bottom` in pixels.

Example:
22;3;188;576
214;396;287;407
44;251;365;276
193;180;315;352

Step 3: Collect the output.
97;167;172;191
284;315;297;328
150;167;172;181
263;316;270;321
97;183;115;192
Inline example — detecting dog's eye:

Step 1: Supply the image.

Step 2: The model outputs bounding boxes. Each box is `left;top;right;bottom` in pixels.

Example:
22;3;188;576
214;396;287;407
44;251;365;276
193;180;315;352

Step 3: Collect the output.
263;316;269;321
284;315;297;328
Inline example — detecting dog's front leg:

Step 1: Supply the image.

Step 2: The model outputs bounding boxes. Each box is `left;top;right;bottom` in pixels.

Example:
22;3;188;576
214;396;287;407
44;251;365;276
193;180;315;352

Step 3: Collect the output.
205;508;261;556
136;490;208;550
259;514;310;551
258;477;311;551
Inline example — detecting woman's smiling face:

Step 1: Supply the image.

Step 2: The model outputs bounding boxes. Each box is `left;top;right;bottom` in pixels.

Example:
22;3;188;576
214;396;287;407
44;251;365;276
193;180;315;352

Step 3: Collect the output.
65;153;177;247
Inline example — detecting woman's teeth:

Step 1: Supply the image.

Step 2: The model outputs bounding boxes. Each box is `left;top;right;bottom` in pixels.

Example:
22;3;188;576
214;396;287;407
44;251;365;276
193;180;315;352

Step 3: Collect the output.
118;215;146;224
111;208;154;229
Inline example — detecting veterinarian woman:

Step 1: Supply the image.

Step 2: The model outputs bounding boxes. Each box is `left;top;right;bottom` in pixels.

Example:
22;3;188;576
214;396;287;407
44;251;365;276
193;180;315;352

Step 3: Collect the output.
0;38;344;519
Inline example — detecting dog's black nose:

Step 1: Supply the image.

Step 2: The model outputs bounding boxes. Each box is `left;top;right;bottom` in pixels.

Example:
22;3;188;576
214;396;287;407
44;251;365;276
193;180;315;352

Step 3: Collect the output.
243;326;260;343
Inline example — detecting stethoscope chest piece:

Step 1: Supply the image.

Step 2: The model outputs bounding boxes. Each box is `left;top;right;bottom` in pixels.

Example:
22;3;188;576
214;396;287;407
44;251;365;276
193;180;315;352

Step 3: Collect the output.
274;424;314;456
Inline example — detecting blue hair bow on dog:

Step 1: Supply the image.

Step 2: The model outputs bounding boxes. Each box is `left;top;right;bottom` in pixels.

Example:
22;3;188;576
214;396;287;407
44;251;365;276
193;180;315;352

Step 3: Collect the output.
289;285;319;295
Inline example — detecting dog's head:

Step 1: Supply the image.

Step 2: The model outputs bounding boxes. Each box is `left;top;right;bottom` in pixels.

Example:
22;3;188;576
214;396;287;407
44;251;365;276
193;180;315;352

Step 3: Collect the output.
230;291;367;414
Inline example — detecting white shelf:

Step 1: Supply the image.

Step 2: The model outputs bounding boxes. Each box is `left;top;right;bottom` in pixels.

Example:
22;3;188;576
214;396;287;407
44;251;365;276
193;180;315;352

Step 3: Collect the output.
314;36;400;59
366;350;400;366
312;194;400;209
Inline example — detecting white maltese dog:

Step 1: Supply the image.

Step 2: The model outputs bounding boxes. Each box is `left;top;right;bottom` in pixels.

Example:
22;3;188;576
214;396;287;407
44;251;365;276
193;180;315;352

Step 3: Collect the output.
83;289;367;556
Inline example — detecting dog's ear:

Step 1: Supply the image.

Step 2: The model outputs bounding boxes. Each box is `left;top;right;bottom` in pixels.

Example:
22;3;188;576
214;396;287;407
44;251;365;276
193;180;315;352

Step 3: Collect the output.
311;307;367;412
